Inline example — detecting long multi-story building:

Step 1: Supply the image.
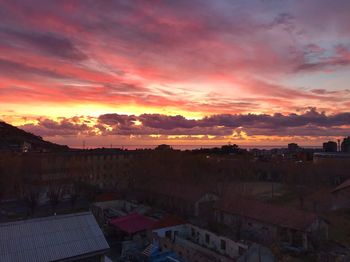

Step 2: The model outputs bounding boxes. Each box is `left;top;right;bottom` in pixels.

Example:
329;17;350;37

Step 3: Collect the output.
0;149;133;202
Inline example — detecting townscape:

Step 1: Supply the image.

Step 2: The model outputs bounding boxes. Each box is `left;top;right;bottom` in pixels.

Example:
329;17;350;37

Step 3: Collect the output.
1;1;350;261
1;122;350;261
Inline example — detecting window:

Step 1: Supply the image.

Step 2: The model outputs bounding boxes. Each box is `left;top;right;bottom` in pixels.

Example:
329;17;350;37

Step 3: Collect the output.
220;239;226;250
205;233;210;244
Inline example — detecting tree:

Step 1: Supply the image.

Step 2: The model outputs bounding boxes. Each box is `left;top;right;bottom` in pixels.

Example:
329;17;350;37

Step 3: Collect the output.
155;144;173;151
48;183;62;214
22;186;39;216
27;191;39;216
76;181;98;203
69;180;82;209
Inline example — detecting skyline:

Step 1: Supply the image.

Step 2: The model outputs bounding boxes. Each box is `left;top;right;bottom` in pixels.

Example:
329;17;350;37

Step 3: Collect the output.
1;1;350;147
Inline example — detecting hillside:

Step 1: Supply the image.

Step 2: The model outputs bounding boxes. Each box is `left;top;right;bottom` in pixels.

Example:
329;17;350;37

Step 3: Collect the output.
0;121;69;152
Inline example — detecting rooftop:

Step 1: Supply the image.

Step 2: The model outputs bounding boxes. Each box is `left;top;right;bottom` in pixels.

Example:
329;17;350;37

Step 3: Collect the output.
0;212;109;262
110;213;156;234
215;198;319;231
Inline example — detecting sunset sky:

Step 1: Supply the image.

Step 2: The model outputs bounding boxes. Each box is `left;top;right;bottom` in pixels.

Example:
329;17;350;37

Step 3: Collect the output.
1;0;350;148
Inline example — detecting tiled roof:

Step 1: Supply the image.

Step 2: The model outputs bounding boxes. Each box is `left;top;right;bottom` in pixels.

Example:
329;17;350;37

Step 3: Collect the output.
0;212;109;262
215;198;318;231
110;213;156;234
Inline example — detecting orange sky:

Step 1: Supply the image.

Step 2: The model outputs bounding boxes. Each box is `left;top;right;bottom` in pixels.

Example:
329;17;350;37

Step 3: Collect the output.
1;1;350;148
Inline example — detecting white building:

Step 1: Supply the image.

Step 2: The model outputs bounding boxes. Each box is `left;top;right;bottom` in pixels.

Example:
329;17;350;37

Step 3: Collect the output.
150;216;274;262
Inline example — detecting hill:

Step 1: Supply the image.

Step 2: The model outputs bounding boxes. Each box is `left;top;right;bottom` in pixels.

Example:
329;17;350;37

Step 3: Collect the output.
0;121;69;152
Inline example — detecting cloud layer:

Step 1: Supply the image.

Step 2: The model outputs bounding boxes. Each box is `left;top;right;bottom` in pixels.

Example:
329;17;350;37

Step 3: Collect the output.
18;109;350;147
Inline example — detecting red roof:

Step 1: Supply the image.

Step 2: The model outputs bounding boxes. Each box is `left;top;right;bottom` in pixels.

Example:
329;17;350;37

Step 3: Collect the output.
153;215;186;229
332;178;350;193
215;198;318;231
110;214;156;234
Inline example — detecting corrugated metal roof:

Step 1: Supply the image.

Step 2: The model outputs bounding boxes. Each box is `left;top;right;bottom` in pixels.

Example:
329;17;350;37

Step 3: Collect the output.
0;212;109;262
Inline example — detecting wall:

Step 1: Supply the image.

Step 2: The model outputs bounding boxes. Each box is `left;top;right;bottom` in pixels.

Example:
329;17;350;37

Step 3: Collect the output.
216;210;327;250
153;223;248;260
188;224;248;259
153;224;188;239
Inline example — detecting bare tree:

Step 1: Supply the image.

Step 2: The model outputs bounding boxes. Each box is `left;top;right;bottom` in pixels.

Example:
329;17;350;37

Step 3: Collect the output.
21;186;40;216
69;180;82;209
27;191;39;216
48;183;62;214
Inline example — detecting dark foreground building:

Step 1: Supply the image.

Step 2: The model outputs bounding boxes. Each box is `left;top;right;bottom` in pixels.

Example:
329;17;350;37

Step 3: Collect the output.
0;212;109;262
323;141;338;152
